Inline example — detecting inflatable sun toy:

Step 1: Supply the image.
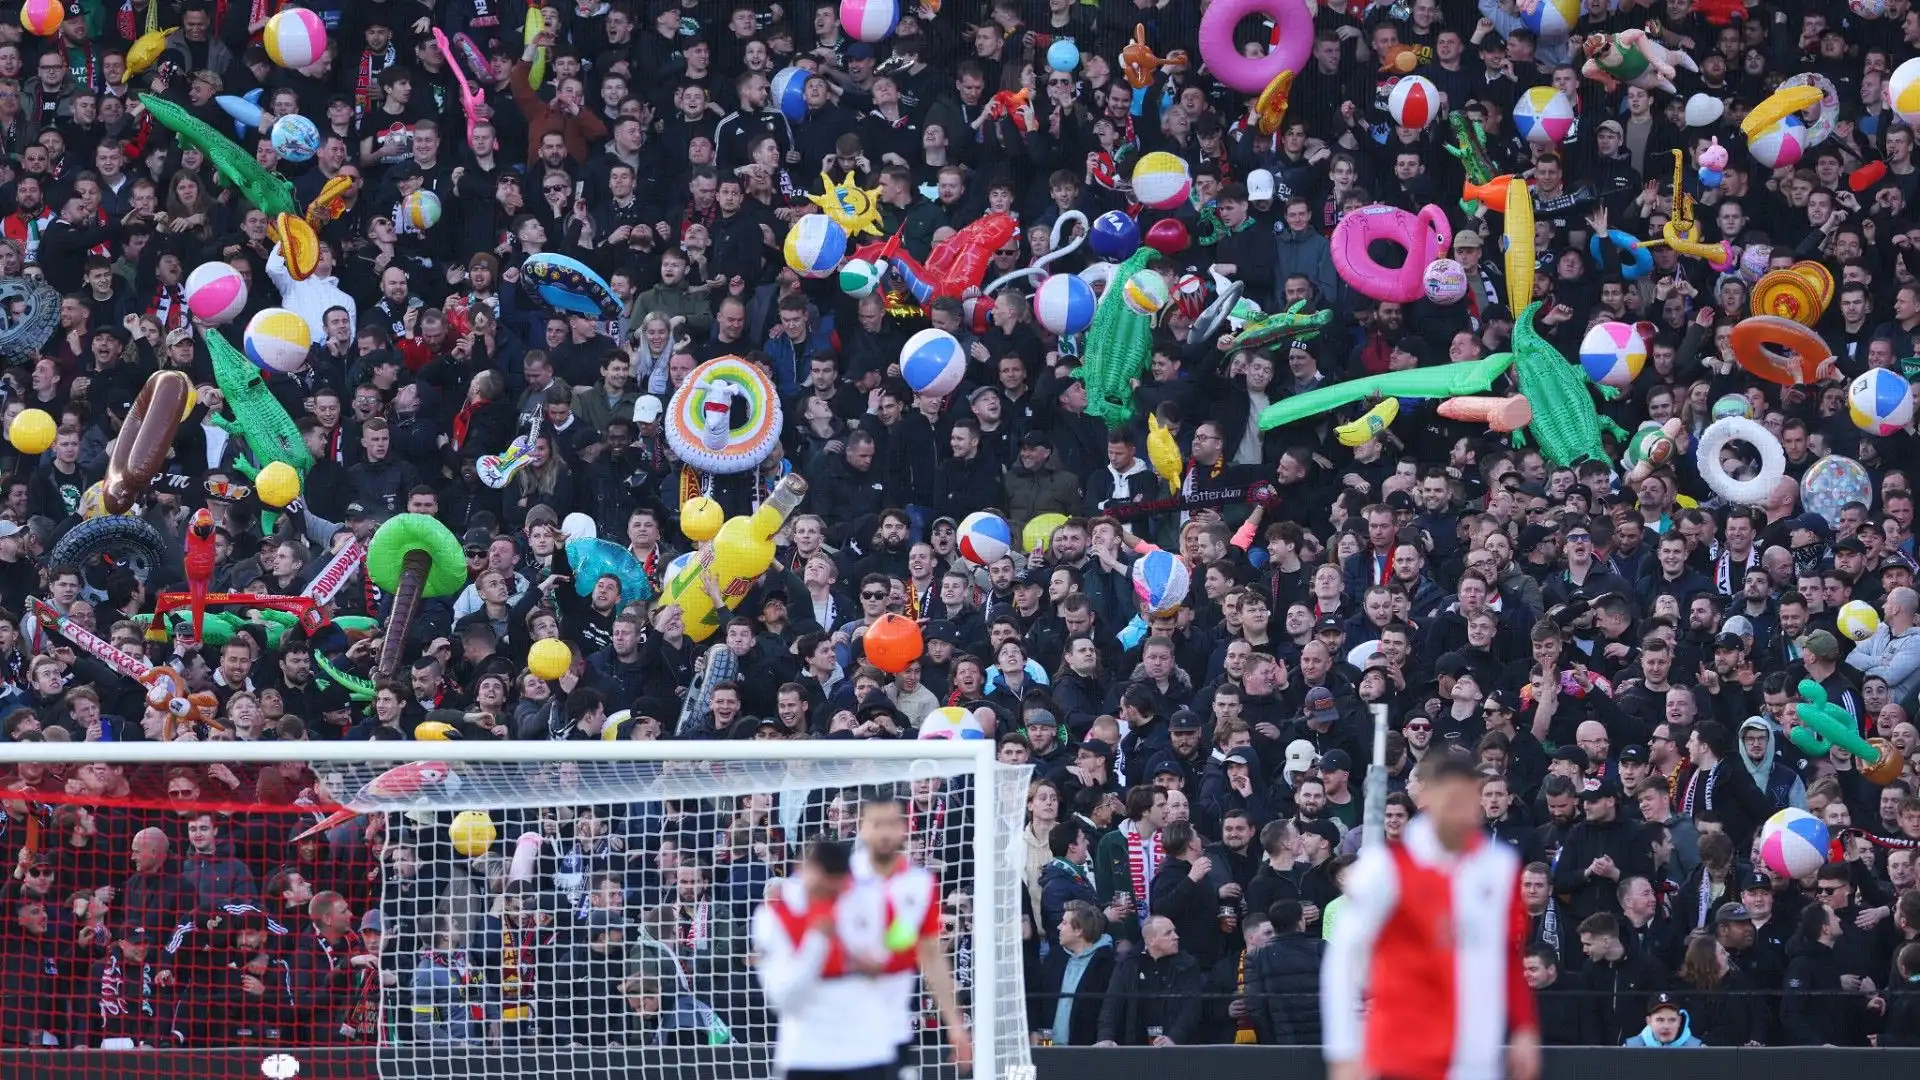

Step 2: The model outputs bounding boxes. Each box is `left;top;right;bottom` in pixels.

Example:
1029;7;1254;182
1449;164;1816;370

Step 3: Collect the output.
809;172;884;237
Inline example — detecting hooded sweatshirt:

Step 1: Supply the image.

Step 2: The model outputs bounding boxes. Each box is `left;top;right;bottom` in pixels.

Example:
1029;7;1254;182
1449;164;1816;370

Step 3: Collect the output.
1624;1011;1706;1047
1737;717;1809;812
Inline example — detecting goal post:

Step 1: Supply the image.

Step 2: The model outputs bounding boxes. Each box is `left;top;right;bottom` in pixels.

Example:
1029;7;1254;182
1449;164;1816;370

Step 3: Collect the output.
6;739;1032;1080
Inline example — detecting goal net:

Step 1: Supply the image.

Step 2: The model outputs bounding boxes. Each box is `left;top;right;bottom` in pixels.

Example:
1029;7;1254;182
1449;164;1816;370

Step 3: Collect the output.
0;740;1032;1080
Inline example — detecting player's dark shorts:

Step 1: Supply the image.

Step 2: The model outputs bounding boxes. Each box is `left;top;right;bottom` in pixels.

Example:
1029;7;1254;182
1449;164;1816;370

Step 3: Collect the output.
785;1066;895;1080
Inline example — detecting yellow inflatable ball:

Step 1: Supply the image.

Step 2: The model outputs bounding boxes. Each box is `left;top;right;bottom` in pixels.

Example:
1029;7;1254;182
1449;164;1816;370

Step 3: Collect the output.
448;810;496;857
414;720;458;741
680;496;725;543
527;638;572;680
9;408;55;455
255;460;301;508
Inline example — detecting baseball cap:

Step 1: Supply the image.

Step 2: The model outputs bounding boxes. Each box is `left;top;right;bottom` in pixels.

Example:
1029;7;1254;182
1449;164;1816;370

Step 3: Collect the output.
1618;744;1649;764
1835;536;1867;555
1796;629;1841;661
1386;490;1416;513
1646;992;1680;1015
1722;614;1756;638
1222;749;1251;766
1149;755;1184;779
967;385;998;404
1485;688;1519;713
1299;819;1341;844
1713;632;1745;651
1023;707;1059;731
1319;748;1352;773
1517;524;1555;552
1315;614;1345;633
1077;738;1111;758
634;395;664;423
1305;686;1337;719
1019;430;1052;450
1713;902;1753;924
1740;870;1772;892
1284;739;1320;773
1579;776;1621;801
930;515;958;531
923;619;959;644
1596;119;1625;138
1451;230;1483;249
1552;744;1591;768
844;41;875;61
1246;168;1275;202
360;909;384;933
0;521;21;540
1169;708;1202;732
1391;338;1430;366
1881;553;1919;577
461;527;492;552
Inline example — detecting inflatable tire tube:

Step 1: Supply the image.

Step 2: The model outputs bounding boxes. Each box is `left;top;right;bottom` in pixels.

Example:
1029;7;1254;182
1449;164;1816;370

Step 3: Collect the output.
48;515;168;583
1696;416;1786;505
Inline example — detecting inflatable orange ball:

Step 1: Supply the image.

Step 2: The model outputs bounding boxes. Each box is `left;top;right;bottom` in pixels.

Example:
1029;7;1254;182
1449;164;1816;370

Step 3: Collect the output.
863;613;924;674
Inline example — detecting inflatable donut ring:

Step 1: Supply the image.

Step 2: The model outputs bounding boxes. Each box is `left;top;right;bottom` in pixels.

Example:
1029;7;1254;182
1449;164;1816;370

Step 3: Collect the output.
47;514;168;583
666;355;784;474
0;277;61;363
1589;228;1653;280
1730;315;1832;385
1751;267;1826;326
1778;73;1838;147
1198;0;1313;94
520;252;621;318
1696;416;1786;505
1331;204;1453;303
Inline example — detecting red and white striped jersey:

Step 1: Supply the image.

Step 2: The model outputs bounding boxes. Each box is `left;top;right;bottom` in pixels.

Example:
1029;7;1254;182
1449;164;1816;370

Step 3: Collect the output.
853;848;943;1046
1322;816;1538;1080
750;876;899;1071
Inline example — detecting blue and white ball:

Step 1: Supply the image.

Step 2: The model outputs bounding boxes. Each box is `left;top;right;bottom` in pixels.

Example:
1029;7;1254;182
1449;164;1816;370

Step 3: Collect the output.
1848;367;1914;435
269;114;320;162
918;705;988;739
1422;259;1468;304
1712;393;1754;421
1032;273;1096;336
1578;321;1646;389
839;257;880;298
956;511;1012;566
1759;807;1829;879
782;214;847;278
1131;549;1190;615
770;67;809;122
899;327;965;396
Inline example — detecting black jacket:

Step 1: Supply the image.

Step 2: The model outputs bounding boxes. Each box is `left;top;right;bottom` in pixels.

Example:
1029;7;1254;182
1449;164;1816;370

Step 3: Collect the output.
1676;759;1774;853
1678;966;1769;1046
1029;938;1117;1046
1095;948;1205;1045
1550;816;1652;922
1534;980;1585;1046
1150;855;1226;969
1245;932;1323;1045
1580;951;1666;1045
1781;936;1868;1046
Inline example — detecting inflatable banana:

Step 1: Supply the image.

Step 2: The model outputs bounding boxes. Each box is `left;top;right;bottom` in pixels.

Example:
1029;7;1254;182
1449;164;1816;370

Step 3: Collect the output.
1336;398;1399;447
1741;85;1824;138
1503;178;1534;311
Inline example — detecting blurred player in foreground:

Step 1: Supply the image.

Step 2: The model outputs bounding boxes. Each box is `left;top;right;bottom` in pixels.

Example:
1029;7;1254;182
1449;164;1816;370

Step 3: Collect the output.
858;793;973;1074
1322;759;1542;1080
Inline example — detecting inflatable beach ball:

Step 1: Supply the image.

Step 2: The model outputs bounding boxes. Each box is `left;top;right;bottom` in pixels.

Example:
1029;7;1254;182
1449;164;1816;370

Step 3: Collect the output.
402;190;442;231
269;114;320;162
783;214;848;278
1047;40;1080;73
243;308;312;372
1032;273;1096;336
1749;116;1807;170
1890;57;1920;127
840;0;898;42
1387;75;1440;130
1088;210;1141;260
1852;0;1888;16
957;511;1012;566
184;262;248;325
839;257;880;297
264;8;327;69
918;705;988;739
1513;87;1575;146
1848;367;1914;436
1712;393;1753;421
900;327;965;396
771;67;809;122
19;0;62;36
1759;808;1829;879
1519;0;1578;37
1838;599;1882;642
1422;259;1467;304
1132;549;1191;615
1578;321;1646;389
9;408;54;454
1131;151;1192;210
1122;269;1170;317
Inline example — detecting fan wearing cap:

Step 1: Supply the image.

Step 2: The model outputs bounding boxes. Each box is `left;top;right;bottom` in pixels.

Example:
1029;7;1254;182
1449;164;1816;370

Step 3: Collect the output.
1550;776;1653;923
1624;992;1704;1047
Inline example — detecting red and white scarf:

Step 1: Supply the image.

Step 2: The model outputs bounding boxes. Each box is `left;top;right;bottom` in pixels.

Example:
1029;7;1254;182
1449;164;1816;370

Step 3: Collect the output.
909;795;946;852
1125;820;1161;914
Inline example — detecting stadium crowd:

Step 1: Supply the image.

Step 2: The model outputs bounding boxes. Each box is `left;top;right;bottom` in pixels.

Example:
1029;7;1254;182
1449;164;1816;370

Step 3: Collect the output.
0;0;1917;1059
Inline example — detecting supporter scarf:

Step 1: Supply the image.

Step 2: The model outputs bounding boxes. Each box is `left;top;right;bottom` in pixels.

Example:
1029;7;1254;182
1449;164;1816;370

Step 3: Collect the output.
907;580;929;620
1713;544;1759;597
355;46;398;119
148;282;185;331
314;929;378;1039
1537;900;1559;951
1681;760;1715;819
65;45;101;94
1695;869;1724;928
414;949;476;1023
1234;952;1257;1043
499;922;542;1021
678;465;704;508
1124;820;1160;916
118;0;137;42
96;954;155;1022
681;899;709;953
910;795;946;850
451;399;481;451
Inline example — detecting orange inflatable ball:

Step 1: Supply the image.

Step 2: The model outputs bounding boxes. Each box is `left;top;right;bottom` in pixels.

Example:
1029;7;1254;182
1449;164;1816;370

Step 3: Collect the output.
863;613;924;674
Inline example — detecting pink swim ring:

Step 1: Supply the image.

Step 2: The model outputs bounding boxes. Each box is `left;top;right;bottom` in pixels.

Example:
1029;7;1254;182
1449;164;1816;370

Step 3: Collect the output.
1198;0;1314;94
1331;205;1454;304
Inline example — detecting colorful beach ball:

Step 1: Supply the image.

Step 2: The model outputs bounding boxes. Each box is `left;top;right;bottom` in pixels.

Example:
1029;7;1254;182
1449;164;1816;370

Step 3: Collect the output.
1712;393;1753;421
771;67;809;122
899;327;965;396
1891;57;1920;127
1422;259;1468;304
243;308;312;371
956;511;1012;565
1032;274;1096;336
1519;0;1578;37
184;262;248;325
19;0;62;36
1749;116;1807;170
840;0;899;42
263;8;327;69
783;214;848;278
1758;807;1829;879
1801;455;1873;526
1578;321;1646;389
839;257;880;297
1122;269;1170;317
402;190;442;231
1131;549;1191;615
1838;599;1882;642
1848;367;1914;435
1088;210;1140;260
918;705;988;739
1130;151;1192;210
269;114;320;162
1513;87;1575;146
1387;75;1440;130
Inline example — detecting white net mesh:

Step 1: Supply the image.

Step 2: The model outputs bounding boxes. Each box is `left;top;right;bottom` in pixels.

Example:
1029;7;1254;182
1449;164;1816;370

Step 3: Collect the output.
292;749;1030;1080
